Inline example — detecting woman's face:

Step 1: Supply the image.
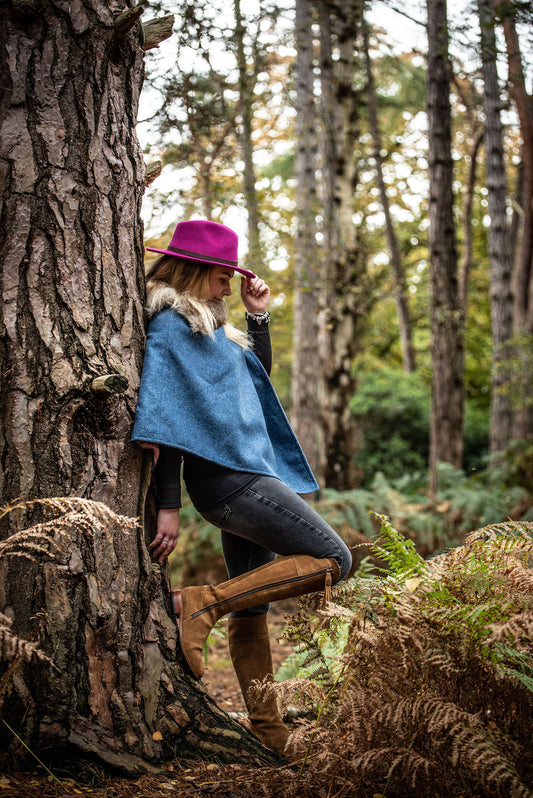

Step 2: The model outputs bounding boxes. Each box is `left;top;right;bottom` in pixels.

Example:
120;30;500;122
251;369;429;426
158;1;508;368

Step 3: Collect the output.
208;266;234;301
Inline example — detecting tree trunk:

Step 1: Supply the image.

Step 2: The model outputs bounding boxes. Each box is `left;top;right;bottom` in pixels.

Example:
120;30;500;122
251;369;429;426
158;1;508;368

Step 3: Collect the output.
477;0;514;456
291;0;323;483
459;129;483;313
426;0;465;492
234;0;263;272
0;498;276;772
0;0;146;516
498;5;533;442
363;20;416;374
499;6;533;334
317;0;364;491
0;1;279;771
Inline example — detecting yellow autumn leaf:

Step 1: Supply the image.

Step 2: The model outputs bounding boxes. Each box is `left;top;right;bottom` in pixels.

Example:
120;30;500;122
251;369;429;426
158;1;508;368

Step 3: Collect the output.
152;730;163;741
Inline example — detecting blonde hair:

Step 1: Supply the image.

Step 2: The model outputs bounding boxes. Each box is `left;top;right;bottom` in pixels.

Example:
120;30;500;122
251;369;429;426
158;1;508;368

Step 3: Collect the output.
145;255;249;348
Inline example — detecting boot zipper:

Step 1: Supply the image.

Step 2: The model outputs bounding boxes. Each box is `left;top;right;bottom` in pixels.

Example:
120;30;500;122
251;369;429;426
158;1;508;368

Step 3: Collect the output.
191;567;333;619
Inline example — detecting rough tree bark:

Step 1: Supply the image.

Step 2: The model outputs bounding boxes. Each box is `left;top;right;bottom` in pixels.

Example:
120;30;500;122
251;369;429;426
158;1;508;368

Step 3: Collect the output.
477;0;514;456
0;0;279;772
291;0;323;483
317;0;364;491
426;0;465;492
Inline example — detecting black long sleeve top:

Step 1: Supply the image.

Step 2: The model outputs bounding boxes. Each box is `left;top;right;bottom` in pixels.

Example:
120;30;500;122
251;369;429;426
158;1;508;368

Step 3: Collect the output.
153;315;272;512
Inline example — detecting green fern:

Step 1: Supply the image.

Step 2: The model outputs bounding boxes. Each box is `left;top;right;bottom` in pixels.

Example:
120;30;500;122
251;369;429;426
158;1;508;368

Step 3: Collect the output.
370;513;427;577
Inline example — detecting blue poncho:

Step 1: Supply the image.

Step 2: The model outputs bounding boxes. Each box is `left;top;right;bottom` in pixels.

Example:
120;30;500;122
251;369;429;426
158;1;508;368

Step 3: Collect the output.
131;308;318;495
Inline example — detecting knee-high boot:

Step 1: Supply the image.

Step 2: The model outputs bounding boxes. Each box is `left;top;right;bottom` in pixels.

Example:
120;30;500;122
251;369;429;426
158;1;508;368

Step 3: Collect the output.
173;554;339;680
228;614;290;756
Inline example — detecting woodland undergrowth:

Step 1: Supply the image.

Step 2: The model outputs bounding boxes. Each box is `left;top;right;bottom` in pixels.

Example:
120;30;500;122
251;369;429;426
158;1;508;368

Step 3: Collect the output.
266;518;533;798
1;501;532;798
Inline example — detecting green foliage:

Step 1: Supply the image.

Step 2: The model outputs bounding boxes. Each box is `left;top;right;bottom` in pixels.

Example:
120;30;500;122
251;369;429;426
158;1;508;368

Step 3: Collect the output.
351;367;430;486
312;487;376;538
276;609;349;685
370;513;427;576
504;439;533;494
433;462;527;527
463;400;491;473
312;464;530;566
350;367;490;488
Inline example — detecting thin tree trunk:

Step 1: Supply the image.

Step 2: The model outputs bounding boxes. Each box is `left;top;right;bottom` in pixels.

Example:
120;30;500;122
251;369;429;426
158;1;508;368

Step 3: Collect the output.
497;5;533;442
234;0;263;270
450;75;484;312
292;0;322;482
426;0;465;492
459;129;484;312
477;0;514;456
363;20;415;373
318;0;364;491
498;6;533;334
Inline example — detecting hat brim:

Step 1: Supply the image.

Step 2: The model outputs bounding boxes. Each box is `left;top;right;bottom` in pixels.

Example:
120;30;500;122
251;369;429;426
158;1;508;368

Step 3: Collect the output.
145;247;256;279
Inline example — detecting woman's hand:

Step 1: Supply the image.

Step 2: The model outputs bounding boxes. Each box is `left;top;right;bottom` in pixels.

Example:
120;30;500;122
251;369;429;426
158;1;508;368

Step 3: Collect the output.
241;276;270;314
149;508;180;564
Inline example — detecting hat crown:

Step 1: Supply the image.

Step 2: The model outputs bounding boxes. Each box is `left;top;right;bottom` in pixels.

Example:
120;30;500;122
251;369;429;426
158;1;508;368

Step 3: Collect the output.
168;220;238;266
145;218;256;279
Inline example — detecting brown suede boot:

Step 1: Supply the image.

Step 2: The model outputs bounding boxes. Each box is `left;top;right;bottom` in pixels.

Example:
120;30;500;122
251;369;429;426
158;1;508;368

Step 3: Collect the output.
228;614;290;757
173;554;339;680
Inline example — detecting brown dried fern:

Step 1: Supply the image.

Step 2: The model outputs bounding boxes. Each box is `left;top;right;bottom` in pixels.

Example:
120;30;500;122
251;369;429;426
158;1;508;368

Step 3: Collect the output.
276;522;533;797
0;613;52;667
0;498;140;698
0;498;139;565
0;496;139;530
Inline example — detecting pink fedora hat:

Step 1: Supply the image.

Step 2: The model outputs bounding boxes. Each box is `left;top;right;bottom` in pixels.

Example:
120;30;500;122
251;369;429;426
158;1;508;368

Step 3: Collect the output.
146;220;256;279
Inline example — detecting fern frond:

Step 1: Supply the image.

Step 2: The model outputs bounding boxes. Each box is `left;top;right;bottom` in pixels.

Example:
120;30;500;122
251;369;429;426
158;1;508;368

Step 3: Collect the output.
268;676;326;715
451;723;529;797
0;614;52;668
0;497;139;531
0;500;140;569
422;649;462;678
486;610;533;646
370;514;427;576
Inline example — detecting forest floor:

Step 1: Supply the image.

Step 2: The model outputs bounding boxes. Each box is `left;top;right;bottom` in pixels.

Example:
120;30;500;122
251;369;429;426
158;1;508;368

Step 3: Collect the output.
0;605;311;798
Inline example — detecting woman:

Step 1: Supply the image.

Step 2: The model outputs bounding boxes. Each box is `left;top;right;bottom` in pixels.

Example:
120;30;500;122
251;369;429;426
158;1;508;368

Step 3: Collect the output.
132;219;351;757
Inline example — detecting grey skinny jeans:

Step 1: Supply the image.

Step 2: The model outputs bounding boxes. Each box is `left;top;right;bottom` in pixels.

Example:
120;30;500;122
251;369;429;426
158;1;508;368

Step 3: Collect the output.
197;475;352;617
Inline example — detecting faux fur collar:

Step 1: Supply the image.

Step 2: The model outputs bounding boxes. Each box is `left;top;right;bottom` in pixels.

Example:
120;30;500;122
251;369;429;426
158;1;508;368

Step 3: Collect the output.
145;280;249;348
146;280;228;335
